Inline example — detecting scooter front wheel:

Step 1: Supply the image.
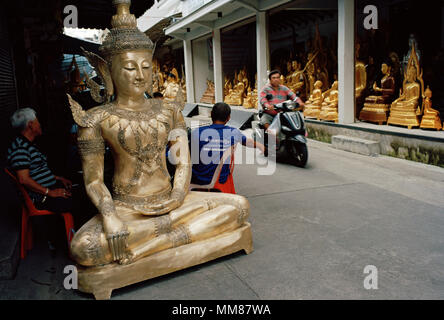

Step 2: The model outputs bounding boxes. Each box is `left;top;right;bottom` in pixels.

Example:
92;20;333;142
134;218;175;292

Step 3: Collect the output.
287;141;308;167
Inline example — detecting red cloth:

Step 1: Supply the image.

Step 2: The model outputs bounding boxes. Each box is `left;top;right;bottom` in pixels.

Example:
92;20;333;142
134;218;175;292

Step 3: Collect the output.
214;171;236;194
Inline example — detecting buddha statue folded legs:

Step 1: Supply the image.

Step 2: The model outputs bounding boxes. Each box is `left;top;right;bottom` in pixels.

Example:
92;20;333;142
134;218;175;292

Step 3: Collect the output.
66;0;252;300
318;81;339;123
420;86;442;131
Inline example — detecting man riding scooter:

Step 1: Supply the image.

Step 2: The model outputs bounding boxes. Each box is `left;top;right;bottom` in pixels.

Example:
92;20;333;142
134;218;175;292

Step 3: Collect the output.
259;70;304;140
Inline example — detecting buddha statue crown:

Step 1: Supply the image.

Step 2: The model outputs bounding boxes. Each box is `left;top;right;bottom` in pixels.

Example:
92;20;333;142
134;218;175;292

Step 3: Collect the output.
99;0;154;60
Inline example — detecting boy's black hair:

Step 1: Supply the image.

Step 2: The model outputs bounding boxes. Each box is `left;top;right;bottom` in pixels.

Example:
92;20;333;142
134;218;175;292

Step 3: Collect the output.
268;69;282;80
153;92;163;98
211;102;231;123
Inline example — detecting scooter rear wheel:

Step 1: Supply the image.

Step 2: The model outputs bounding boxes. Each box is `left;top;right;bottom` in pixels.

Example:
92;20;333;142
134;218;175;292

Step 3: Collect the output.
287;141;308;167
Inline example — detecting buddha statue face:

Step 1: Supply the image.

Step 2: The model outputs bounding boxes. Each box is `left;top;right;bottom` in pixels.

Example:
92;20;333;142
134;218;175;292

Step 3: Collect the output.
110;50;153;98
425;87;432;98
292;61;298;70
406;65;416;82
381;63;390;75
314;80;322;89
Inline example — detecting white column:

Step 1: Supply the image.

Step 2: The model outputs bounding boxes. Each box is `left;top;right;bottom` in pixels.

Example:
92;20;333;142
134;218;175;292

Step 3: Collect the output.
183;39;195;103
212;28;223;103
256;11;269;104
338;0;355;124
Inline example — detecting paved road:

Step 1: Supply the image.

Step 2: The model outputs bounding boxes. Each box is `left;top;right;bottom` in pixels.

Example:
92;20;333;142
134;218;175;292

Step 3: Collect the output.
1;139;444;300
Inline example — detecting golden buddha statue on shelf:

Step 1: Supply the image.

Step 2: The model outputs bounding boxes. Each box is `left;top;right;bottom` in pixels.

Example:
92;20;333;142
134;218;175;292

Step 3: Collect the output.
387;43;423;129
66;0;252;300
224;71;246;106
420;86;442;131
318;81;339;122
289;61;305;94
200;79;215;104
242;86;254;109
303;80;324;119
162;68;181;102
224;75;232;98
304;52;319;99
359;60;396;125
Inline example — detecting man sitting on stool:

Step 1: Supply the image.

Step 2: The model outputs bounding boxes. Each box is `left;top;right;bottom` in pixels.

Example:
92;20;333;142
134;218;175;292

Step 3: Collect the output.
7;108;73;251
190;102;266;193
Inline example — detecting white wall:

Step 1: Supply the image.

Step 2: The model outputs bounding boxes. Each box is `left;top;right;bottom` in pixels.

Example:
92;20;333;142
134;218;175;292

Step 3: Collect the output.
192;35;214;102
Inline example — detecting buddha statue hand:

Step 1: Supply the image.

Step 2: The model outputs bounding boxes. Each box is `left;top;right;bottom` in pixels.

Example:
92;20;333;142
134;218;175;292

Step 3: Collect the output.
103;214;130;263
134;189;186;216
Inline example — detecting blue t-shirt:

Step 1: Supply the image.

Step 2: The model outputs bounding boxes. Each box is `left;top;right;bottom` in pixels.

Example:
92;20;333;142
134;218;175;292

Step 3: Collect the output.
191;124;247;185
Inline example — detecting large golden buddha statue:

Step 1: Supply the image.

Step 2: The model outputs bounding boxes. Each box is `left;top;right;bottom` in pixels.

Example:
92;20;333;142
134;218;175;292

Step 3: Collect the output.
359;60;396;125
387;43;423;129
303;80;324;119
67;0;252;300
420;86;442;131
318;80;339;122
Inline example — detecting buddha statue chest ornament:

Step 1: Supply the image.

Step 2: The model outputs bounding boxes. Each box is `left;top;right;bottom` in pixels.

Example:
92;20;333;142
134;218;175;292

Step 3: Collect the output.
67;0;253;300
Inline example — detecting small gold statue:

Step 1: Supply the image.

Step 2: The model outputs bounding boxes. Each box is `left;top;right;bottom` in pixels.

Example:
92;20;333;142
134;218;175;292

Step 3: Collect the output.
251;74;258;109
318;81;339;122
66;0;252;300
200;79;216;104
387;42;423;129
303;80;324;119
359;61;396;125
224;75;232;98
162;68;181;102
289;61;305;94
242;86;254;109
420;86;442;131
224;71;246;106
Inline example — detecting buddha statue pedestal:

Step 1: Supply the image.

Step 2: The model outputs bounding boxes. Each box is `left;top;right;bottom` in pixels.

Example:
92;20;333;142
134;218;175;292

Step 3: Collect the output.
420;115;443;131
387;105;420;129
318;104;338;123
359;101;391;125
77;223;253;300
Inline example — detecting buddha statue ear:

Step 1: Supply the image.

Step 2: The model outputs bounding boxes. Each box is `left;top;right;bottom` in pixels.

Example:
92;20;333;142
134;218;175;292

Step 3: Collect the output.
81;47;114;103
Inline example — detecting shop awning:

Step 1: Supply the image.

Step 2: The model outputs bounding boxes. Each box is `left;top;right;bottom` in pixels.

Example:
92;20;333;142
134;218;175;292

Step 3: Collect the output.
165;0;338;40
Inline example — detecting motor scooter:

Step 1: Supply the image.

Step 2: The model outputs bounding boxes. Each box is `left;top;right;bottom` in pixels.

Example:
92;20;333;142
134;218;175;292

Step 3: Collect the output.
252;95;308;167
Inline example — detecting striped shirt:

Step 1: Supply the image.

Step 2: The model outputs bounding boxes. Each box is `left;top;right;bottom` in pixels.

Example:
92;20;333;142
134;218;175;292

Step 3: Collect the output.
259;84;296;116
7;135;56;200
